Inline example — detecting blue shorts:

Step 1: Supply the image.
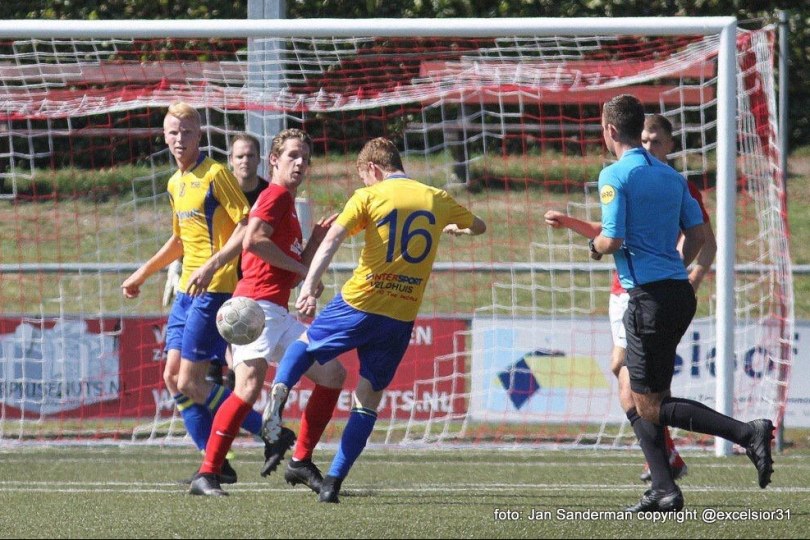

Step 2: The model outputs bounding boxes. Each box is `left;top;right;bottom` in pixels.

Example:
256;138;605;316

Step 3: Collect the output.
306;294;414;391
165;292;230;363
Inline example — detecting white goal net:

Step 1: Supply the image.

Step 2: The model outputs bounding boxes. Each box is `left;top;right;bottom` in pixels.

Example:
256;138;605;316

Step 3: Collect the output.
0;18;792;451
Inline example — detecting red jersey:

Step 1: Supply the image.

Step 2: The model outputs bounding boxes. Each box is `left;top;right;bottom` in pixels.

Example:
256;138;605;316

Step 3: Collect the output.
610;181;710;295
234;183;304;307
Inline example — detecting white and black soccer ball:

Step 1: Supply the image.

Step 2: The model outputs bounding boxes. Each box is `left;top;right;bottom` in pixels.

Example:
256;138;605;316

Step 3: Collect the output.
216;296;265;345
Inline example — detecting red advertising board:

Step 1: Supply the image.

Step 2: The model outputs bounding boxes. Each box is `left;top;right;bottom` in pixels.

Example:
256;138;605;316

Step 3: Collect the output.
0;316;468;422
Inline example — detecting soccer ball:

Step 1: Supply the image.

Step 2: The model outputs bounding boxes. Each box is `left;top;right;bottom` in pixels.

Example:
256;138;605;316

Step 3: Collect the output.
216;296;265;345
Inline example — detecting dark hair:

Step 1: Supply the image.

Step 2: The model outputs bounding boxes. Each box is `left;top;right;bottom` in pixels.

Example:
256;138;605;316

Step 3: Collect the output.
356;137;404;172
602;94;645;142
230;132;261;155
643;114;674;138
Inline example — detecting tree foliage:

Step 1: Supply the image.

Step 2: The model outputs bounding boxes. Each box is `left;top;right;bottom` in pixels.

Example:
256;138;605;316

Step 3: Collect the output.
7;0;808;150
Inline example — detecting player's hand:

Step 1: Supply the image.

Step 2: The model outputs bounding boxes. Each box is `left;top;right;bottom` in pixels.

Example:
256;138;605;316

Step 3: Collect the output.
295;291;318;318
544;210;565;228
121;275;143;299
310;213;339;244
186;264;215;296
443;224;468;236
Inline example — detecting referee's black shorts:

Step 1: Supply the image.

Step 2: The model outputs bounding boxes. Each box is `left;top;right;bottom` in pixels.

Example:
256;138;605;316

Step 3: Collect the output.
623;279;696;394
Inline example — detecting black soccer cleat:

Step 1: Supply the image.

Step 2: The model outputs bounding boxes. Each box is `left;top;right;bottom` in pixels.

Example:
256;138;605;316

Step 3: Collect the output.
284;459;324;494
220;459;238;484
189;473;229;497
224;368;236;391
260;427;296;477
746;418;775;489
205;362;224;384
179;458;237;485
625;487;684;513
318;475;343;504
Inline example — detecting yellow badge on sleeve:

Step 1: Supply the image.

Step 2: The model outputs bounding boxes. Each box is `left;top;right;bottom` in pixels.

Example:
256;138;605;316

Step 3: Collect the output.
600;185;616;204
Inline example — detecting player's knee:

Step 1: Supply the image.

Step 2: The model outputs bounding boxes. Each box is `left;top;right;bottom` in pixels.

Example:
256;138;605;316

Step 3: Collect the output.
609;348;626;378
636;401;661;424
176;375;205;403
162;368;178;392
326;360;347;387
306;359;346;388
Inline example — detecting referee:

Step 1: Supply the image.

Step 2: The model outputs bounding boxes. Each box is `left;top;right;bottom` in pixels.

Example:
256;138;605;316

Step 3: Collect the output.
590;94;775;512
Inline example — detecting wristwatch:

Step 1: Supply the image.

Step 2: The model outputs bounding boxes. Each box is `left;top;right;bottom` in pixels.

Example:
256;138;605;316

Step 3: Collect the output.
588;238;603;261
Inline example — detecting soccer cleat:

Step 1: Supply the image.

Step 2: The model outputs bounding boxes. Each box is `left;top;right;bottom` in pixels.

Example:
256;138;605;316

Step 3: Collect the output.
189;473;229;496
224;368;236;391
179;458;237;485
220;459;238;484
260;427;296;477
261;383;289;442
640;465;651;483
318;475;343;504
746;418;774;489
284;459;324;494
625;487;684;513
640;462;688;482
205;362;223;384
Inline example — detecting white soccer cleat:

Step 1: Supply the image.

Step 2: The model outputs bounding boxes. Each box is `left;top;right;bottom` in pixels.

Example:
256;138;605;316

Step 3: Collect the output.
261;383;289;442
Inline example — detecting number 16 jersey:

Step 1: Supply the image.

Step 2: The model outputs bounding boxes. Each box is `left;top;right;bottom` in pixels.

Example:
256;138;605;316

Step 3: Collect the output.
335;177;475;322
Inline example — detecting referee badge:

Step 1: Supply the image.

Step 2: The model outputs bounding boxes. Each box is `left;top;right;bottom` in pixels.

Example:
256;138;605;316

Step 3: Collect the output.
600;185;616;204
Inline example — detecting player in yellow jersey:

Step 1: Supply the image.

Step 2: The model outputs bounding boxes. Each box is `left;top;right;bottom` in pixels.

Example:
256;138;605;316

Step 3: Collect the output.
121;102;273;485
261;137;486;502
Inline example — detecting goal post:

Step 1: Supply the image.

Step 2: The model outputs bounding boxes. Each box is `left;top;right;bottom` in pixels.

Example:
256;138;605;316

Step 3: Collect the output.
0;17;791;453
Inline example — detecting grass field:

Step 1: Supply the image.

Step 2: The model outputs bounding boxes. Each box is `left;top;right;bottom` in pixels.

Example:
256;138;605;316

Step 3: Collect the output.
0;444;806;539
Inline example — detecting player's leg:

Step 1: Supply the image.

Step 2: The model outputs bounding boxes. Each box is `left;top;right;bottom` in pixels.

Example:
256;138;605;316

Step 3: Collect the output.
176;292;244;488
262;295;354;443
191;357;267;496
319;313;414;503
319;376;382;504
630;281;772;487
164;293;215;454
284;360;346;494
622;285;684;512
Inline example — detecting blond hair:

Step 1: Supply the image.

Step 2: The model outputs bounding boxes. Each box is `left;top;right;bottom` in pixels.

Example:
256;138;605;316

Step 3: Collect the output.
356;137;403;172
166;102;201;126
269;128;312;162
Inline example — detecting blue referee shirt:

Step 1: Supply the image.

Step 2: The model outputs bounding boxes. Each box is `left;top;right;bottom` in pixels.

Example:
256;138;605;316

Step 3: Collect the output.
598;147;704;289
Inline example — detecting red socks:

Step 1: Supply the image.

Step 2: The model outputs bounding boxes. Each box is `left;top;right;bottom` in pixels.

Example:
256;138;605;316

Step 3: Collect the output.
200;393;252;475
293;385;342;462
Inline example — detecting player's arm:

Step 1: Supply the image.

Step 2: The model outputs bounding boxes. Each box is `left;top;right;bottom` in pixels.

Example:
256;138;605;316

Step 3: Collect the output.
680;223;705;269
591;234;623;256
295;223;349;317
688;221;716;291
121;235;183;299
301;213;339;267
544;210;601;239
242;215;308;278
444;215;487;236
186;217;248;296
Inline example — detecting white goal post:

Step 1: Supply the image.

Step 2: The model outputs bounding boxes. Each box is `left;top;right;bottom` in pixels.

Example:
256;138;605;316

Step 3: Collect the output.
0;17;790;455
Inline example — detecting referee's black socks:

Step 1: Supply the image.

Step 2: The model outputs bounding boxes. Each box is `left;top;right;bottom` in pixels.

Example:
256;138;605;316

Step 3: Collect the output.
658;396;752;446
627;407;677;492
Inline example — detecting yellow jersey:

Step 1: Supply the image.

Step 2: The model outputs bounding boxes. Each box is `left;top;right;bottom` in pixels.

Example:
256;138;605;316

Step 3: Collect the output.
336;176;475;321
167;156;249;293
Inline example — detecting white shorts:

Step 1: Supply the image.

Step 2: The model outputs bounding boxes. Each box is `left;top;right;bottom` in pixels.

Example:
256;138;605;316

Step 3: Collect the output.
609;292;630;349
231;300;306;367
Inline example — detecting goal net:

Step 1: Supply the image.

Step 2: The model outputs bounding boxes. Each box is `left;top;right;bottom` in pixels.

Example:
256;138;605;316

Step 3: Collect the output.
0;18;792;451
